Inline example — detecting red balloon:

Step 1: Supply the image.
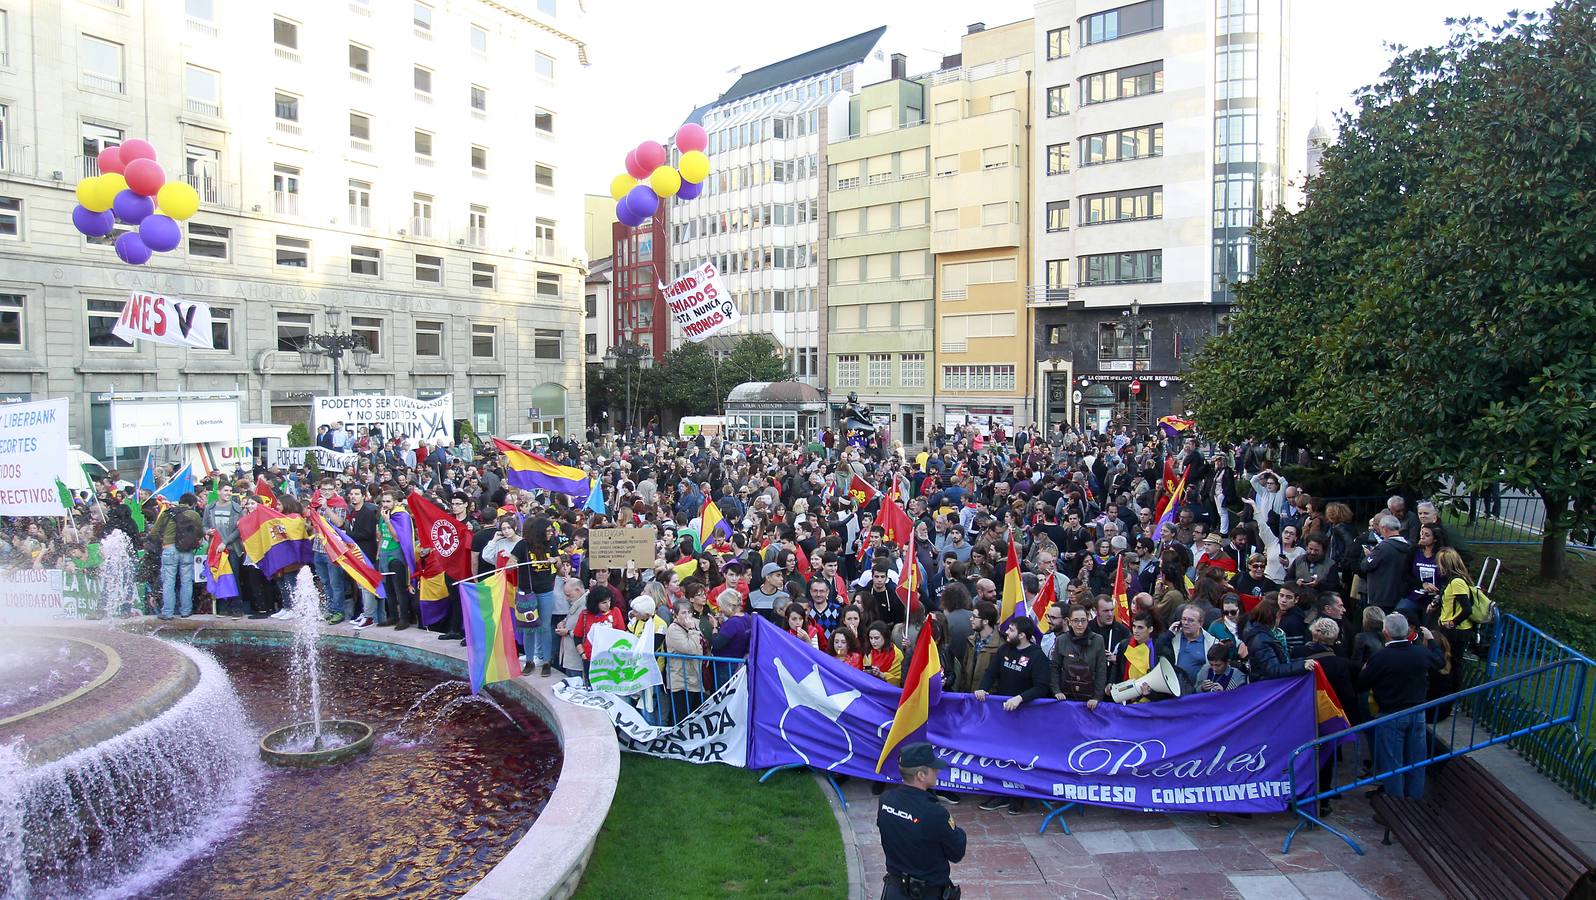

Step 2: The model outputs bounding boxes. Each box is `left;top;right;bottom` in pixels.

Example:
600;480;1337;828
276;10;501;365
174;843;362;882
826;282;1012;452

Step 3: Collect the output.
636;140;667;172
675;124;707;153
97;146;126;175
624;149;649;180
124;158;166;197
119;139;157;163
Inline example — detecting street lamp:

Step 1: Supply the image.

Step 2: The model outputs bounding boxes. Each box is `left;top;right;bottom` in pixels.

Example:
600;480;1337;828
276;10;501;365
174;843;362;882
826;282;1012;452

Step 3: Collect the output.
299;326;372;396
1121;299;1148;370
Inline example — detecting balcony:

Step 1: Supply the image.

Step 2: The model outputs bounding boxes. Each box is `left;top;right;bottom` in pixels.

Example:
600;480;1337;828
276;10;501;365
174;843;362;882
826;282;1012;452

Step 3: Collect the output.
0;144;33;177
274;46;301;63
183;173;240;210
925;56;1021;86
186;17;219;37
833;117;928;142
185;98;221;118
76;155;102;179
274;120;302;136
350;70;371;85
349;0;372;14
80;72;126;95
348;206;371;228
1026;285;1072;306
466;227;487;248
273;191;300;216
411;217;433;238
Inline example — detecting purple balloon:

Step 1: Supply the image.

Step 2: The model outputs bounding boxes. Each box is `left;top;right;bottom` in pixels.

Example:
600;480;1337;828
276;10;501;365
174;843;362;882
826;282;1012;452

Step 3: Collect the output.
625;184;659;218
72;204;116;237
676;179;704;201
115;231;153;266
140;214;182;253
112;189;155;225
615;198;645;228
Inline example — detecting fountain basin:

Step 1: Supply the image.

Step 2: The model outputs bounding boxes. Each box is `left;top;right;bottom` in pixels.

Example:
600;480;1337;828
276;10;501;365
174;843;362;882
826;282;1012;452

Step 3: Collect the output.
259;719;375;768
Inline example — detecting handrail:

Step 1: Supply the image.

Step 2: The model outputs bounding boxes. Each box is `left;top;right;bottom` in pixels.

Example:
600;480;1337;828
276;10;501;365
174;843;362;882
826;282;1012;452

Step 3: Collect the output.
1281;656;1591;855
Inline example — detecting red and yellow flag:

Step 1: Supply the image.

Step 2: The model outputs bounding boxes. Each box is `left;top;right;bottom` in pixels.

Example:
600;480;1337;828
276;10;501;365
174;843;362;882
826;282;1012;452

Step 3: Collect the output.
1031;571;1057;632
1112;554;1132;628
875;620;942;773
998;537;1024;625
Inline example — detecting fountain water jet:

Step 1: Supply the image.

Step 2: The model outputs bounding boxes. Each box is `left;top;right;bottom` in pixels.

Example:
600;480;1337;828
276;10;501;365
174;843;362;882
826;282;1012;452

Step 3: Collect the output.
259;569;374;767
97;531;135;619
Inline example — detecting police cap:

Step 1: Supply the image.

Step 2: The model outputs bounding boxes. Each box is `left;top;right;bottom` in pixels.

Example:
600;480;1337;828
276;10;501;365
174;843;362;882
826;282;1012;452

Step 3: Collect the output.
897;742;949;770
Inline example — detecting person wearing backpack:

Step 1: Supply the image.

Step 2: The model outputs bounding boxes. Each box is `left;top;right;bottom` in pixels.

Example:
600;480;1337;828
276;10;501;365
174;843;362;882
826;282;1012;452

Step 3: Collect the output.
1433;548;1481;700
153;493;204;620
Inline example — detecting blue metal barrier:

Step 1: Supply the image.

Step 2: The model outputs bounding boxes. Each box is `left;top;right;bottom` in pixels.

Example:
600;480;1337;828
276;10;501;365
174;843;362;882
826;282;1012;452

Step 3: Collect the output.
1477;614;1596;805
639;652;745;726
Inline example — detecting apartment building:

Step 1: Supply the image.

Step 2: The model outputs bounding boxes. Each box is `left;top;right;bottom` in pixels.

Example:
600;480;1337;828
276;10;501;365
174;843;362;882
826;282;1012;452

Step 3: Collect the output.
0;0;587;461
1030;0;1290;434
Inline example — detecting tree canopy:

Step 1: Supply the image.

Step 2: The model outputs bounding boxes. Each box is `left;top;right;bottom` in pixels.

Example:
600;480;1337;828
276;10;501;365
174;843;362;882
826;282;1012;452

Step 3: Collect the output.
585;335;792;429
1187;2;1596;577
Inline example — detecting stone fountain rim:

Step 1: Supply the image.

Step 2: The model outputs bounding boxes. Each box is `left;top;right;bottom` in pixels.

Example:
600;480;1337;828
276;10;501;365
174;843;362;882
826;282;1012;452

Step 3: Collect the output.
259;718;376;769
0;631;123;728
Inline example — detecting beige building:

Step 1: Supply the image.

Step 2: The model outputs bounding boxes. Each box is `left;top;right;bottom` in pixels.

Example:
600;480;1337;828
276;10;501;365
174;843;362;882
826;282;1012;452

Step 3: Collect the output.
582;193;616;263
928;20;1035;433
823;60;933;446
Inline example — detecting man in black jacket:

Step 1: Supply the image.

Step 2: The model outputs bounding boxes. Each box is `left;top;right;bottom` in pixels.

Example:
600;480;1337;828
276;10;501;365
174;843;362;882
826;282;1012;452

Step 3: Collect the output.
1358;515;1412;612
1359;612;1444;799
975;617;1051;814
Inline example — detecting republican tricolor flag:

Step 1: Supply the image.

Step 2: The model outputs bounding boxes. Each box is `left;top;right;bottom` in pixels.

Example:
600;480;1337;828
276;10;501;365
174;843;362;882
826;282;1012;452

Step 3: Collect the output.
203;532;239;600
875;619;942;773
998;537;1024;625
308;510;385;599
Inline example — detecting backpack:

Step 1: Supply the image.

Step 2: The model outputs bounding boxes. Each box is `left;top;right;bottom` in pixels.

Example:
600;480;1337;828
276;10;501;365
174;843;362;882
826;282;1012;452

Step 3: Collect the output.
1466;584;1494;626
174;510;204;552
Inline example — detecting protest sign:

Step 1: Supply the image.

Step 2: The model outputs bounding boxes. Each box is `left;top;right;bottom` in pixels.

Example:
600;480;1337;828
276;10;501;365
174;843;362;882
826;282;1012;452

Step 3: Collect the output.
553;668;748;766
266;446;360;471
586;525;657;570
0;398;70;516
745;617;1317;814
586;622;664;694
663;261;738;342
313;395;454;444
110;291;215;349
0;568;66;623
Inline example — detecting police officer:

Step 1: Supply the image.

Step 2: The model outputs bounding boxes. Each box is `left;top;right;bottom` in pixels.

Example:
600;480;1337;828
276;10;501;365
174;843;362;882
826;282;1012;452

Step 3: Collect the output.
877;742;966;899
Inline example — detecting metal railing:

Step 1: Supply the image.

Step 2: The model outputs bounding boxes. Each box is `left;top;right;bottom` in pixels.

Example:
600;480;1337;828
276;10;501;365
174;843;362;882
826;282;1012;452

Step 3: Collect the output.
273;191;300;216
76;155;101;179
1476;613;1596;803
1026;285;1071;304
182;173;239;209
1322;492;1567;547
80;72;125;94
185;98;221;117
0;144;33;177
632;652;745;726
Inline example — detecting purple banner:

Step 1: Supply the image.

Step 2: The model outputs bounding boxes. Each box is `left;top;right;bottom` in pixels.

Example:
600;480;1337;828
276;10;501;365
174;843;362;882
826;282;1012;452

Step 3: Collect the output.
745;618;1317;814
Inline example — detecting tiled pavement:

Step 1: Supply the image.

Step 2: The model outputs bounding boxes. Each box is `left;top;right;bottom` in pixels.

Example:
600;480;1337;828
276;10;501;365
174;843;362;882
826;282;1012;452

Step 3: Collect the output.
835;779;1444;900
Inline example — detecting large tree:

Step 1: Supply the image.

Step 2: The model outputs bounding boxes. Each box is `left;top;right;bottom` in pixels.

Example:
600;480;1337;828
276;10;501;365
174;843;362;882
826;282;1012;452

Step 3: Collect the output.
1188;3;1596;578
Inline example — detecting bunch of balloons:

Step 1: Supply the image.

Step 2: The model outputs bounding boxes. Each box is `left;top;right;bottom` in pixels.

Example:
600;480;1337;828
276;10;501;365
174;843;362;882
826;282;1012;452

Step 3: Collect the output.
608;123;711;228
71;139;201;266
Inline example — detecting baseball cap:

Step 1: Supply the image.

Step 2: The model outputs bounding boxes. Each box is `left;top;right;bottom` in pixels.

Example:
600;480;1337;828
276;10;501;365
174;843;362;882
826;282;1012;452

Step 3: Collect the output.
896;742;949;770
761;562;783;579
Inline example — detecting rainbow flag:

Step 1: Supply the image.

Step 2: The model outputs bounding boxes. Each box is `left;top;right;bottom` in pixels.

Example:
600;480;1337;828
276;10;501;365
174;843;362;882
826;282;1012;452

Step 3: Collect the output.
700;497;729;543
1158;415;1196;440
998;537;1024;625
459;570;523;694
875;619;942;772
238;505;313;579
203;532;239;600
308;510;385;598
1151;464;1190;542
492;438;590;499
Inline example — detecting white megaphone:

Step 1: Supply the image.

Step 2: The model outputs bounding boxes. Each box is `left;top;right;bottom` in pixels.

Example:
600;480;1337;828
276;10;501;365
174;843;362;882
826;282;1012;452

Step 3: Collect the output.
1110;657;1184;704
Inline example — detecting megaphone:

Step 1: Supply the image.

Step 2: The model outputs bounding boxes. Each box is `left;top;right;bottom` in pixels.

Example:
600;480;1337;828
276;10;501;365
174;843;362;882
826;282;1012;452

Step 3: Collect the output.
1110;657;1183;704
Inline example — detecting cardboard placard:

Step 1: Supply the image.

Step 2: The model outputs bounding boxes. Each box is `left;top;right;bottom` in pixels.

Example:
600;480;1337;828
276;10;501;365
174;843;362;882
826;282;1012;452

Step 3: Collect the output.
586;525;658;570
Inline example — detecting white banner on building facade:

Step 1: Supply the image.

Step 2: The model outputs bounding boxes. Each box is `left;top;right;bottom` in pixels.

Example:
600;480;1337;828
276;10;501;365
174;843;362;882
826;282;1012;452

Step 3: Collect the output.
110;291;215;350
0;398;70;516
663;261;739;343
111;394;241;448
553;668;749;766
312;395;454;444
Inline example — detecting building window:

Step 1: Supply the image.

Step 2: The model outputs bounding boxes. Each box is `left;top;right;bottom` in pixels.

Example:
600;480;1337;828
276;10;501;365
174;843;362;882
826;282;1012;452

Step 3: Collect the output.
585;333;597;356
533;328;562;359
350;246;381;277
584;294;597;318
274;92;300;123
472;262;497;289
471;145;488;172
536;271;560;298
204;306;231;351
1216;40;1259;100
1046;324;1067;346
835;354;859;387
534;164;554;188
470;84;487;112
1081;0;1164;47
273;17;298;50
414;129;433;158
535;108;554;134
1046;26;1070;59
1081;124;1163;166
1213;172;1258;228
412;193;433;237
900;353;925;388
1046;200;1070;232
0;295;23;348
1080;250;1162;286
273;165;300;216
349;43;371;74
471;324;496;358
942;365;1017;392
867;354;891;387
413;2;432;31
981;145;1010;169
1046;259;1070;290
535;53;554;79
1046;142;1070;175
87;299;132;350
347;180;371;226
415;253;442;283
276;311;312;351
1098;320;1153;364
934;154;958;177
351;316;381;354
470;24;487;53
1081;60;1165;106
1046;85;1069;117
1215;109;1259;163
535;218;555;256
79;35;125;94
0;197;20;239
347;112;372;146
187;222;230;259
184;65;221;116
414;65;432;95
415;320;443;357
276;235;309;268
1083;186;1163;224
468;205;487;246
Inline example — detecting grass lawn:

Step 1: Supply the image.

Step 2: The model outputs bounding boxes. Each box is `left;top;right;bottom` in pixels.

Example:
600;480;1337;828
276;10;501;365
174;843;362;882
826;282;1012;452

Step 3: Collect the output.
1475;540;1596;618
574;755;846;899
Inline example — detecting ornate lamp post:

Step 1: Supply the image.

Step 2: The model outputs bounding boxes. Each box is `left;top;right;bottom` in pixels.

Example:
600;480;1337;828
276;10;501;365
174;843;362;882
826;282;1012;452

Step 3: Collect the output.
298;326;372;396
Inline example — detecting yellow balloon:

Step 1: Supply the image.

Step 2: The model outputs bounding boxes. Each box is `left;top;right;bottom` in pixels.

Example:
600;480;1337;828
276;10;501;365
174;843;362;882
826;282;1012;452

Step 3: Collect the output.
77;177;111;212
649;165;682;198
678;150;710;184
156;181;201;220
91;174;126;212
609;173;637;201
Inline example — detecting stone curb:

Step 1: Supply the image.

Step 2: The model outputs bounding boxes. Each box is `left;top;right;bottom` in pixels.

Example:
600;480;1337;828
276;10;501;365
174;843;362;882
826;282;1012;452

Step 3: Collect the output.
816;773;867;900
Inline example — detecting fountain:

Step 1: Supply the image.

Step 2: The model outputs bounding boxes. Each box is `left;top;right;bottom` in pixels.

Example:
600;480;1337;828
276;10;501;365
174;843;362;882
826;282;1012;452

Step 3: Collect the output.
258;569;375;768
96;530;135;619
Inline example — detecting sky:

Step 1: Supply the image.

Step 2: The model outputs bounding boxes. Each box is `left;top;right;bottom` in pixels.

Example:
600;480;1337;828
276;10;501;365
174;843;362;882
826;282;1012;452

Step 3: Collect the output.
570;0;1537;197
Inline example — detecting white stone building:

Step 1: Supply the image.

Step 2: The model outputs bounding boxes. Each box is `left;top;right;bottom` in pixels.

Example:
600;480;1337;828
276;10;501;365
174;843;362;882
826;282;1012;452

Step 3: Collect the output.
0;0;588;465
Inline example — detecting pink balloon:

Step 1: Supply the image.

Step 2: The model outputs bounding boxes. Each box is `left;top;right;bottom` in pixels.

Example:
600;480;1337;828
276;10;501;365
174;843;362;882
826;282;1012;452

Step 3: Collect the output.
624;149;649;180
124;158;166;197
636;140;667;172
97;146;126;175
675;124;707;153
119;139;157;164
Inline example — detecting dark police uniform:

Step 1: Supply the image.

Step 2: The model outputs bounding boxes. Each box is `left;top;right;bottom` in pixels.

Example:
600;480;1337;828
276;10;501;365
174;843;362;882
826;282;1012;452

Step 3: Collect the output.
877;743;966;900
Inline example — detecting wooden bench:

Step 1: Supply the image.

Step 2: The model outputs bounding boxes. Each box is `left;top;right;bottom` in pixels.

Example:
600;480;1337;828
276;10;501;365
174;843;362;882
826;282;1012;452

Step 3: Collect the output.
1373;755;1595;900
